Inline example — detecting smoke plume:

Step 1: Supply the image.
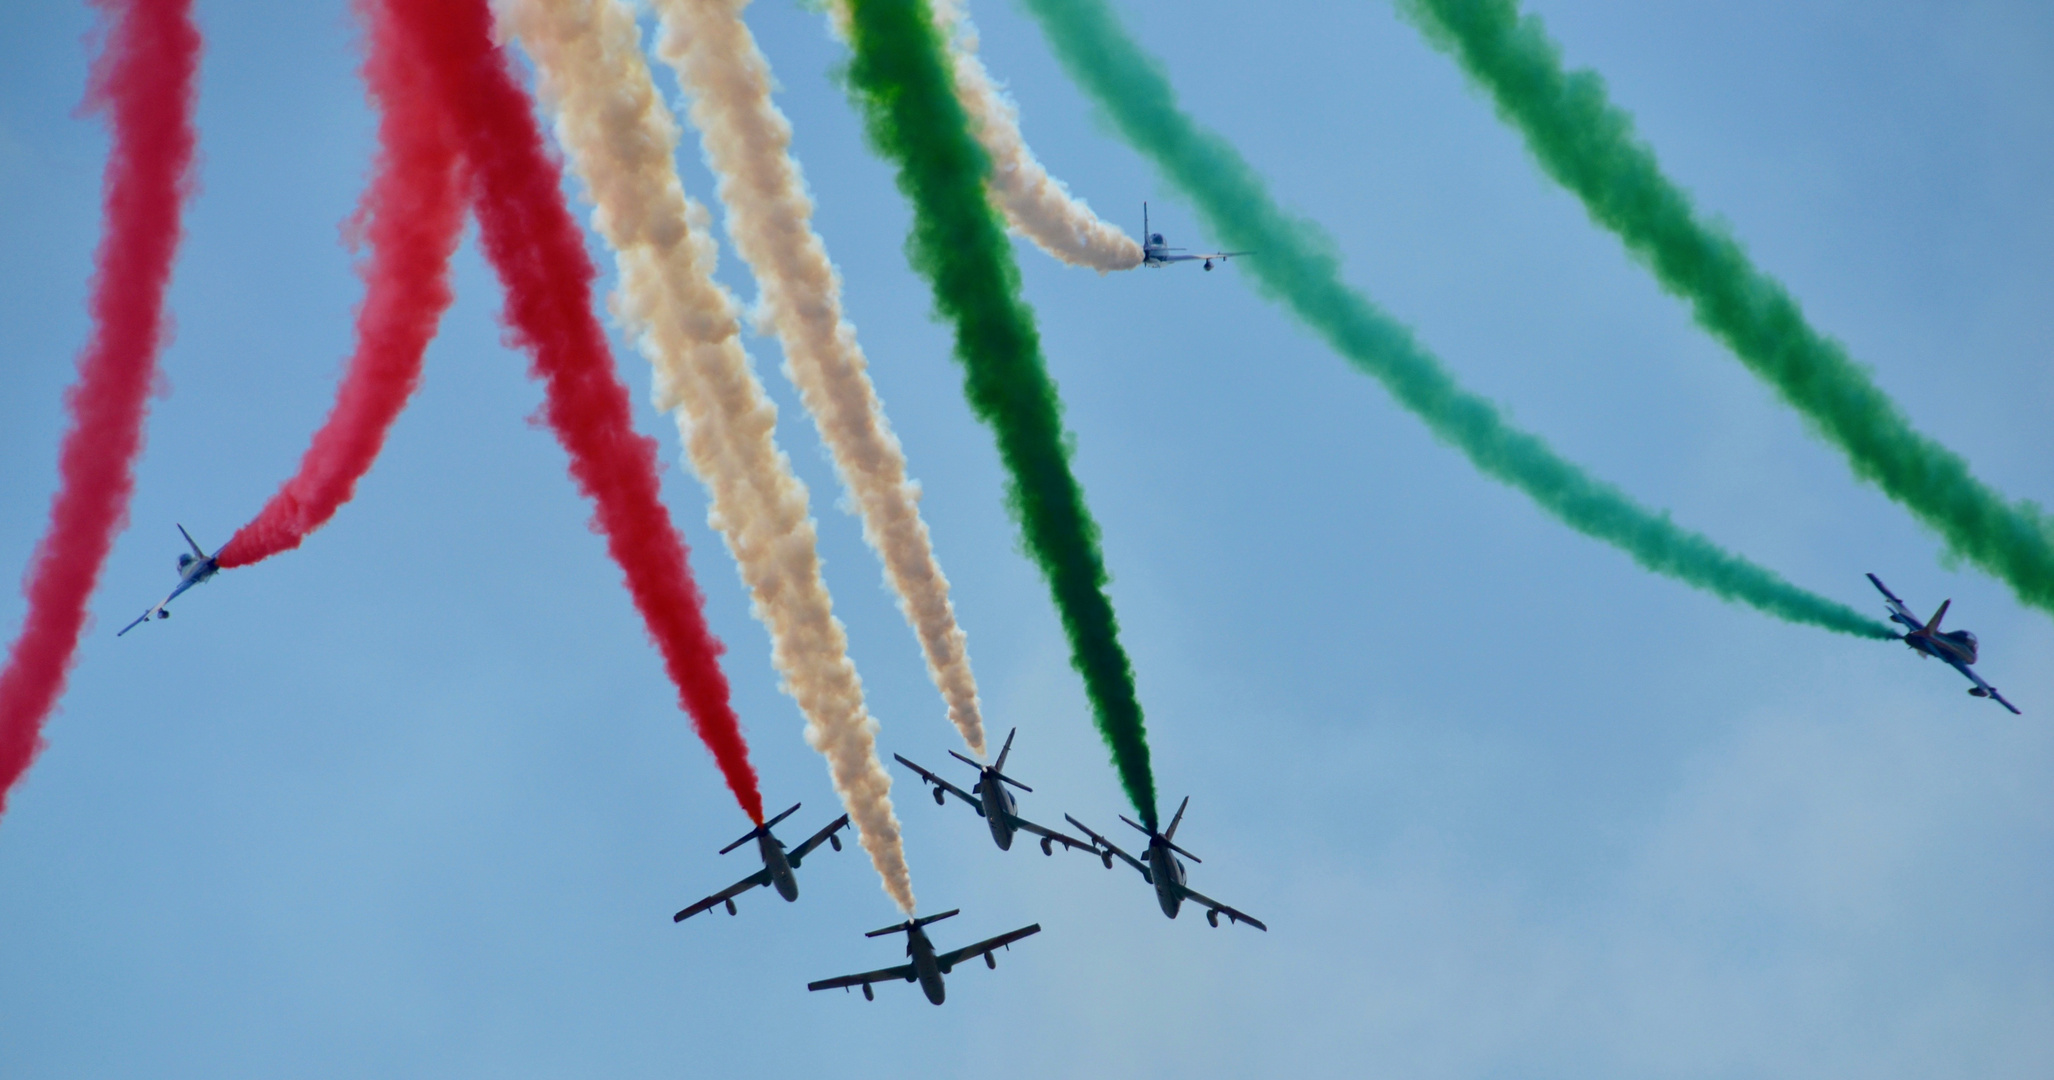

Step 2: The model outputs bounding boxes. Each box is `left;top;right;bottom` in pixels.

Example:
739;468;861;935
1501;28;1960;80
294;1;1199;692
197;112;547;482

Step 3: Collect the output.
0;0;201;817
504;0;913;909
842;0;1162;826
825;0;1141;271
374;0;766;822
649;0;988;757
1398;0;2054;616
217;7;466;569
1015;0;1897;640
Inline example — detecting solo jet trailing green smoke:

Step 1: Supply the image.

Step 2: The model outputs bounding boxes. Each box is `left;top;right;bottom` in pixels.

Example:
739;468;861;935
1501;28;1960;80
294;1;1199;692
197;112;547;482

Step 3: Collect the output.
839;0;1160;825
1016;0;1894;641
1397;0;2054;617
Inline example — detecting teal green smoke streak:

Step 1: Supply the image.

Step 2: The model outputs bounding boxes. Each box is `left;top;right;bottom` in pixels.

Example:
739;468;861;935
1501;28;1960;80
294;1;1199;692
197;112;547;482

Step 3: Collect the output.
1016;0;1896;641
1397;0;2054;616
841;0;1159;825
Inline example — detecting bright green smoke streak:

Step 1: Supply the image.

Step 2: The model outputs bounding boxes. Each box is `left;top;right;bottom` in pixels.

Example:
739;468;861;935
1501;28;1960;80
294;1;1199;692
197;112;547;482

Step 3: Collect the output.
1016;0;1896;641
841;0;1159;825
1398;0;2054;616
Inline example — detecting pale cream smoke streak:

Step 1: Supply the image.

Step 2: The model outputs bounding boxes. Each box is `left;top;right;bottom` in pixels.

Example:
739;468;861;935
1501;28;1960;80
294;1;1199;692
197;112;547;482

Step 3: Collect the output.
503;0;914;912
824;0;1142;270
649;0;990;757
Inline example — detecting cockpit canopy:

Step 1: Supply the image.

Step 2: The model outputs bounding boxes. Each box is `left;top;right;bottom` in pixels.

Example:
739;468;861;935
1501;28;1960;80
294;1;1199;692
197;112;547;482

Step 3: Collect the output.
1149;233;1165;246
177;553;195;571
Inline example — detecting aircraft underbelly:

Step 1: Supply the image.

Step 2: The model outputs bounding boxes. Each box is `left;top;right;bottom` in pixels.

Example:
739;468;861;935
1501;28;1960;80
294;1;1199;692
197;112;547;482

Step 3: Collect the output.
987;813;1013;850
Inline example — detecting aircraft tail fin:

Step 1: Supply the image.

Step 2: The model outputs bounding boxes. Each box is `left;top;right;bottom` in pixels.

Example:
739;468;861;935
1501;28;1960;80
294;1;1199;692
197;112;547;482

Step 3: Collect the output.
1163;795;1190;842
1922;599;1951;635
993;727;1016;774
177;524;208;560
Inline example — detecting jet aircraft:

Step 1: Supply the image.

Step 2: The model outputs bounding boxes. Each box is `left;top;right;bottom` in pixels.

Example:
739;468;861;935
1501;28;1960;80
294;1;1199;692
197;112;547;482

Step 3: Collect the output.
893;728;1094;856
807;909;1039;1005
1868;573;2021;714
672;803;851;922
1140;203;1249;271
117;525;220;636
1067;797;1266;931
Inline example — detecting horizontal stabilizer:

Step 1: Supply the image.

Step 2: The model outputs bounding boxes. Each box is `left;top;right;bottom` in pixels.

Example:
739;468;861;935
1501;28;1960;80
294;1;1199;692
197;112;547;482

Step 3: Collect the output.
720;802;800;854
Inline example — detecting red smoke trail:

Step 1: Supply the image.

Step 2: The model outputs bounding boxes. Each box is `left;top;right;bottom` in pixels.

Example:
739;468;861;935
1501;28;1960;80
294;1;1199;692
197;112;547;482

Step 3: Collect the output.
0;0;200;817
216;11;468;570
369;0;765;822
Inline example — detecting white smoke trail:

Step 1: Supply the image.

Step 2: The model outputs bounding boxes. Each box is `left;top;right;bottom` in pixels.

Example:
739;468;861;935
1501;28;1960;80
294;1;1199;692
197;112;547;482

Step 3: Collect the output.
502;0;913;913
649;0;988;757
824;0;1142;271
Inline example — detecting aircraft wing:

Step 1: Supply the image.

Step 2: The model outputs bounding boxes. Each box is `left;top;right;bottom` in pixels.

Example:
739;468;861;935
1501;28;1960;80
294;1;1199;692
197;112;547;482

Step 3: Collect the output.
1866;573;1921;633
672;867;773;922
116;606;158;637
1950;658;2024;715
1006;813;1095;853
788;813;852;863
807;962;917;993
893;754;981;811
935;923;1041;972
1063;814;1150;880
116;581;188;637
1176;884;1268;932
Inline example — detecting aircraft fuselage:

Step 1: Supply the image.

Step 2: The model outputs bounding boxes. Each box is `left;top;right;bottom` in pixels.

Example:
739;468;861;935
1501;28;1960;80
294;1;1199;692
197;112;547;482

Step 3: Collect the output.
1904;627;1977;668
905;926;947;1004
977;772;1017;850
1146;841;1187;919
759;833;799;901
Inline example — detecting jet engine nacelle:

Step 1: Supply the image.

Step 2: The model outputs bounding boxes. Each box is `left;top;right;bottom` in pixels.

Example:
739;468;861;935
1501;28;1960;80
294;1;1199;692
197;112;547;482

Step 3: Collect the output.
984;951;996;969
933;786;947;806
862;984;874;1001
724;899;737;916
1100;851;1114;870
829;834;842;851
1206;909;1220;927
1040;837;1054;856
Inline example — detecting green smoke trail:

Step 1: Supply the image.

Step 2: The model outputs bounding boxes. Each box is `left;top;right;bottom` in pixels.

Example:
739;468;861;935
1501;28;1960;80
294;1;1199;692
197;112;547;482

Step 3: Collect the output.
1016;0;1896;641
1396;0;2054;616
840;0;1159;825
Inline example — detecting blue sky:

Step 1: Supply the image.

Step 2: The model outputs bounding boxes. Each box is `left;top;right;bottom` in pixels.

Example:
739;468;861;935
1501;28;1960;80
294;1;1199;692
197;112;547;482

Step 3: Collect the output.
2;0;2049;1076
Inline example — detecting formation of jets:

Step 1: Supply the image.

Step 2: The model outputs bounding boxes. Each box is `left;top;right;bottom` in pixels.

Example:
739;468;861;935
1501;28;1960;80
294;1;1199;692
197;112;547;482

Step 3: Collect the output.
670;728;1266;1005
110;200;2028;1003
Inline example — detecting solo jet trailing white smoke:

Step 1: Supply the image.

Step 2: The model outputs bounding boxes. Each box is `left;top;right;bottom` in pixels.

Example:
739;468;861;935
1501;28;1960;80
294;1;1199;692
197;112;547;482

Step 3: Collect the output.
895;727;1094;855
1140;203;1249;271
